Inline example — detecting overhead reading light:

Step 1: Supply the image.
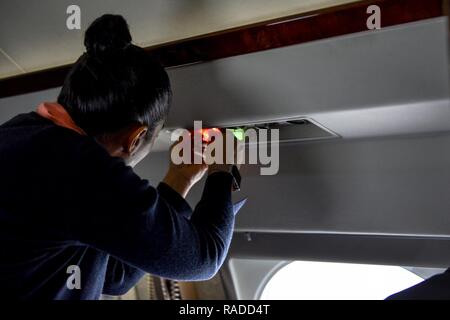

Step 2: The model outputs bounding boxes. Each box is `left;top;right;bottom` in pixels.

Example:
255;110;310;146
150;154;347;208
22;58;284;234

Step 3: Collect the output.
223;117;339;144
153;118;339;151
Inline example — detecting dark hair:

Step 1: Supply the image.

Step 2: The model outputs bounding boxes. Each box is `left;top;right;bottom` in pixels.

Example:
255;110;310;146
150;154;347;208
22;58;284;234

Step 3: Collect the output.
58;14;171;137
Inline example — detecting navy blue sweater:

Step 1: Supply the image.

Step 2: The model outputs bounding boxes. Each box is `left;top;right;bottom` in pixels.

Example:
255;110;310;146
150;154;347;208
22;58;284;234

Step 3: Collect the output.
0;112;235;300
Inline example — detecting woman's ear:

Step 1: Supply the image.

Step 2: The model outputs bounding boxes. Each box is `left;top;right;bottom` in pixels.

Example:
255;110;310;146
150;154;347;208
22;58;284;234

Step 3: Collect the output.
124;124;148;155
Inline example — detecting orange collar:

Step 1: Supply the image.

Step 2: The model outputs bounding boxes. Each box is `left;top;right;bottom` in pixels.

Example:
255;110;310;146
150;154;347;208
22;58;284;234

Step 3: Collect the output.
36;102;86;136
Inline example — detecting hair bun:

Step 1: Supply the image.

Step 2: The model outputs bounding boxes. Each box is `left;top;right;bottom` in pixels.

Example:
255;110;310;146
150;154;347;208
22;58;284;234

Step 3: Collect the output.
84;14;132;55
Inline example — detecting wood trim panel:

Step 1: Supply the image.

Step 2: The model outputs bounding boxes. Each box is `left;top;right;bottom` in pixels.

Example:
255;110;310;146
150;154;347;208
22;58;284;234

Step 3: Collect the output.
0;0;445;98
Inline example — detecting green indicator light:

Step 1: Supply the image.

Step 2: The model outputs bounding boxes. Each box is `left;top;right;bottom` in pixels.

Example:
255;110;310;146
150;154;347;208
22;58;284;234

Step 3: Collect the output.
231;128;245;141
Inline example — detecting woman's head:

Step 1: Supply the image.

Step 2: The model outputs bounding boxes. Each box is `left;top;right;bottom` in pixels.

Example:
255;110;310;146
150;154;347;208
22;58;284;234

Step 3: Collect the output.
57;14;171;166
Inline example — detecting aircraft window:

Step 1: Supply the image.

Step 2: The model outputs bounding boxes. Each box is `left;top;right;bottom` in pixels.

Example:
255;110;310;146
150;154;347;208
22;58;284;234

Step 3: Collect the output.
259;261;424;300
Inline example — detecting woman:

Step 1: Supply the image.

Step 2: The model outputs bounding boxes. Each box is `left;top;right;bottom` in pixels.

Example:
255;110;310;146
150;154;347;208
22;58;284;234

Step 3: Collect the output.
0;14;238;300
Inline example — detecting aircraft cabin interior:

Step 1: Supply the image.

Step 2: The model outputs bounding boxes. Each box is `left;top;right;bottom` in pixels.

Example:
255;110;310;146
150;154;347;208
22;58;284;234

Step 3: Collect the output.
0;0;449;302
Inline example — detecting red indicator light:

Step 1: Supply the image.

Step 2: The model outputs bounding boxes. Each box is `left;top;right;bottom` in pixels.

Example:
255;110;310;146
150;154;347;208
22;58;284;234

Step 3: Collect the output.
202;130;210;142
190;128;221;143
200;128;220;142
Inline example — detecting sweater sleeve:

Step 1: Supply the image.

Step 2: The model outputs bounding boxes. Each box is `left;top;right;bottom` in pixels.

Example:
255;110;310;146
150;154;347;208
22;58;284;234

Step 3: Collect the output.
102;256;146;296
64;139;235;281
102;179;220;295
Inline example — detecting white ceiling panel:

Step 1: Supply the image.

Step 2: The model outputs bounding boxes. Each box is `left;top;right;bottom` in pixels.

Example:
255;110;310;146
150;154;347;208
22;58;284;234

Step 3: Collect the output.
0;0;357;78
166;18;450;131
0;48;23;78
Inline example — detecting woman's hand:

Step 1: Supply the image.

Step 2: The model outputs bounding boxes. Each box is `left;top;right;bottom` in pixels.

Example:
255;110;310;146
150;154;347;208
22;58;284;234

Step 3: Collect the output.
162;129;243;197
162;139;208;198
